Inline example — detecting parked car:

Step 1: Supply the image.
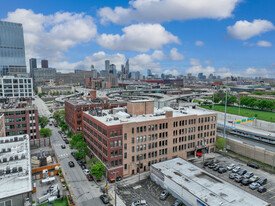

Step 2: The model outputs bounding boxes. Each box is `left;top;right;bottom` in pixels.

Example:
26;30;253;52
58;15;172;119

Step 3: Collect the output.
71;152;76;156
49;122;52;126
208;163;216;169
249;176;259;183
58;131;62;134
213;165;221;171
232;166;240;173
109;178;115;183
234;175;244;183
244;171;254;179
83;169;90;175
131;200;148;206
247;162;260;169
257;186;267;193
218;167;227;174
237;169;247;176
86;174;93;181
249;182;261;190
229;173;238;179
77;160;84;165
116;176;122;181
159;190;169;200
64;139;69;144
100;195;109;204
203;161;212;166
172;199;183;206
241;178;252;186
61;145;66;149
257;178;267;185
80;164;86;170
68;161;74;167
227;164;235;170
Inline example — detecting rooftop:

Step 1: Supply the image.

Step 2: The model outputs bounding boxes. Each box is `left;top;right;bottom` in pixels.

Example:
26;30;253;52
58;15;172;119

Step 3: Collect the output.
0;135;32;199
151;158;269;206
85;107;216;126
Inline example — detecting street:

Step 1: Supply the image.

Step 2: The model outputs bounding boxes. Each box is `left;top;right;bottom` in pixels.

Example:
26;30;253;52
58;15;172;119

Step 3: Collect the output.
50;126;104;206
35;96;105;206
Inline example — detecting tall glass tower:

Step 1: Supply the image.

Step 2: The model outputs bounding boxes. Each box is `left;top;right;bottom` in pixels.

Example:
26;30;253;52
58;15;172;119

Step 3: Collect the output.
0;21;27;76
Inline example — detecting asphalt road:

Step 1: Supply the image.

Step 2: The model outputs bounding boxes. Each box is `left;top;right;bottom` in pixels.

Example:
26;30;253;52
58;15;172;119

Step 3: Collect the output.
34;97;105;206
49;126;104;206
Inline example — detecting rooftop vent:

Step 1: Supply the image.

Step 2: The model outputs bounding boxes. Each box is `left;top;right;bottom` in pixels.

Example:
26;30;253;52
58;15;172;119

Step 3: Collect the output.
14;137;18;142
21;154;25;159
12;167;17;173
18;167;23;172
6;167;10;174
0;170;3;176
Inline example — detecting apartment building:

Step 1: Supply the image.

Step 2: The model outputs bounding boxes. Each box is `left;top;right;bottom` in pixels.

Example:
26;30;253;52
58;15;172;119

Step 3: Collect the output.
83;100;217;179
0;76;33;99
0;101;39;139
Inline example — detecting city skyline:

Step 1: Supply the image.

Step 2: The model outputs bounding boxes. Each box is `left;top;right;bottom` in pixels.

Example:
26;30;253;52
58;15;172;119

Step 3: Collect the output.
1;0;275;78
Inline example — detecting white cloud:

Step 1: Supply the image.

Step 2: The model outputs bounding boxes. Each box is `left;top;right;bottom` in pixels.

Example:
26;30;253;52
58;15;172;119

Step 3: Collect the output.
163;69;180;76
227;19;275;40
99;0;240;24
256;40;272;47
152;50;166;60
190;58;200;66
54;51;162;73
169;48;184;60
3;9;97;67
195;41;204;46
185;65;215;76
243;67;275;77
216;67;232;77
53;51;126;73
205;60;212;65
130;54;162;72
97;23;179;52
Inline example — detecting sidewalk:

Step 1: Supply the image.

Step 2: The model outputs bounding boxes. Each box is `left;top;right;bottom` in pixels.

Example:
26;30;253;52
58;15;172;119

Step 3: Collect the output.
108;187;126;206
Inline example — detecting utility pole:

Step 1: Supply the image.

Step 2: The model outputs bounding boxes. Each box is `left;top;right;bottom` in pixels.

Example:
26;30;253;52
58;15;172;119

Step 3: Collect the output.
139;154;142;206
105;163;109;195
223;80;228;151
212;86;215;110
112;171;119;206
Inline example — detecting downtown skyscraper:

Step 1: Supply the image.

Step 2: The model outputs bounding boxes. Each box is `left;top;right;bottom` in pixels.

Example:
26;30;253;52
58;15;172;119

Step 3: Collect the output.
0;21;27;77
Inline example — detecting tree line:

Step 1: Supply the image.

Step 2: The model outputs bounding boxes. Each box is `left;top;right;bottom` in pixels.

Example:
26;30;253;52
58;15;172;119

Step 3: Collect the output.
240;96;275;111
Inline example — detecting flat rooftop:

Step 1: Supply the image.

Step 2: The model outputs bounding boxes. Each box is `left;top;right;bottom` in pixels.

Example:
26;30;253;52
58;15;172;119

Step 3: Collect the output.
151;158;269;206
85;107;216;126
0;135;32;199
66;99;94;106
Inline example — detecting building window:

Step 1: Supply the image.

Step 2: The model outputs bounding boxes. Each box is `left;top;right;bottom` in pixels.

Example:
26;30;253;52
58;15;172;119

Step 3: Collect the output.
124;152;127;159
124;133;127;140
132;146;135;152
124;164;127;170
124;143;127;150
132;156;135;162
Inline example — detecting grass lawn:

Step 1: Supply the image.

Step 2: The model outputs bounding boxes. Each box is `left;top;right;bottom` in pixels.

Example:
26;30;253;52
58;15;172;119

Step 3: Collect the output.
46;101;55;104
38;199;68;206
200;104;275;123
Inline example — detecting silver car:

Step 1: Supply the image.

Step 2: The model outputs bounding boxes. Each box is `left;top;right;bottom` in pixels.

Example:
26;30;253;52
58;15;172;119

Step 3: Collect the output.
232;166;240;173
227;164;235;170
249;182;261;190
131;200;148;206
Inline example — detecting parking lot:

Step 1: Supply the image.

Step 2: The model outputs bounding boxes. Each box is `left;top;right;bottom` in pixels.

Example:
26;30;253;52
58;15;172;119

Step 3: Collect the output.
192;153;275;205
117;178;182;206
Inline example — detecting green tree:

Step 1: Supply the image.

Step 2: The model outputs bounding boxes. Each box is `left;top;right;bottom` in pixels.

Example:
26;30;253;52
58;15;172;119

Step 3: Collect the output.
39;128;52;137
90;161;106;180
228;96;238;105
75;141;88;159
53;112;61;123
87;157;97;167
34;87;38;94
216;138;226;150
214;95;220;103
70;133;84;149
38;116;49;128
60;110;65;121
38;93;43;98
67;131;73;138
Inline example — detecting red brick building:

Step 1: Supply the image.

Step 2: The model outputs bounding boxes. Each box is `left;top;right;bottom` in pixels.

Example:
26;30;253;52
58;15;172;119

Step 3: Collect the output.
0;102;39;139
83;101;217;179
65;99;127;134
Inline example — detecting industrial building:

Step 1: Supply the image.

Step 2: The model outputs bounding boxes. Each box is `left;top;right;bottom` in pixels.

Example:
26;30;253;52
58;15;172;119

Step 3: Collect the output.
0;135;33;206
0;76;33;99
82;100;217;179
150;158;270;206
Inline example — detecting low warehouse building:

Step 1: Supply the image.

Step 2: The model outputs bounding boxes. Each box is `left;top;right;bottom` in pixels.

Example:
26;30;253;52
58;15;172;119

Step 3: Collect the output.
150;157;270;206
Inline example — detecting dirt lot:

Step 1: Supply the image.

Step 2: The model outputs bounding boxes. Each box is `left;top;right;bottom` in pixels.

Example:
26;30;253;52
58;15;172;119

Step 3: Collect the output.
192;153;275;205
117;178;182;206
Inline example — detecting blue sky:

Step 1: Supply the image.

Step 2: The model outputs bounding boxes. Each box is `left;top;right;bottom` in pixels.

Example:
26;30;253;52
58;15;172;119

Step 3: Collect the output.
1;0;275;78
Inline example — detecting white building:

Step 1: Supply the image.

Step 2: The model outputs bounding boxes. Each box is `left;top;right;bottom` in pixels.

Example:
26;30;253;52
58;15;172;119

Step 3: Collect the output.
150;157;270;206
0;76;33;99
0;135;32;206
